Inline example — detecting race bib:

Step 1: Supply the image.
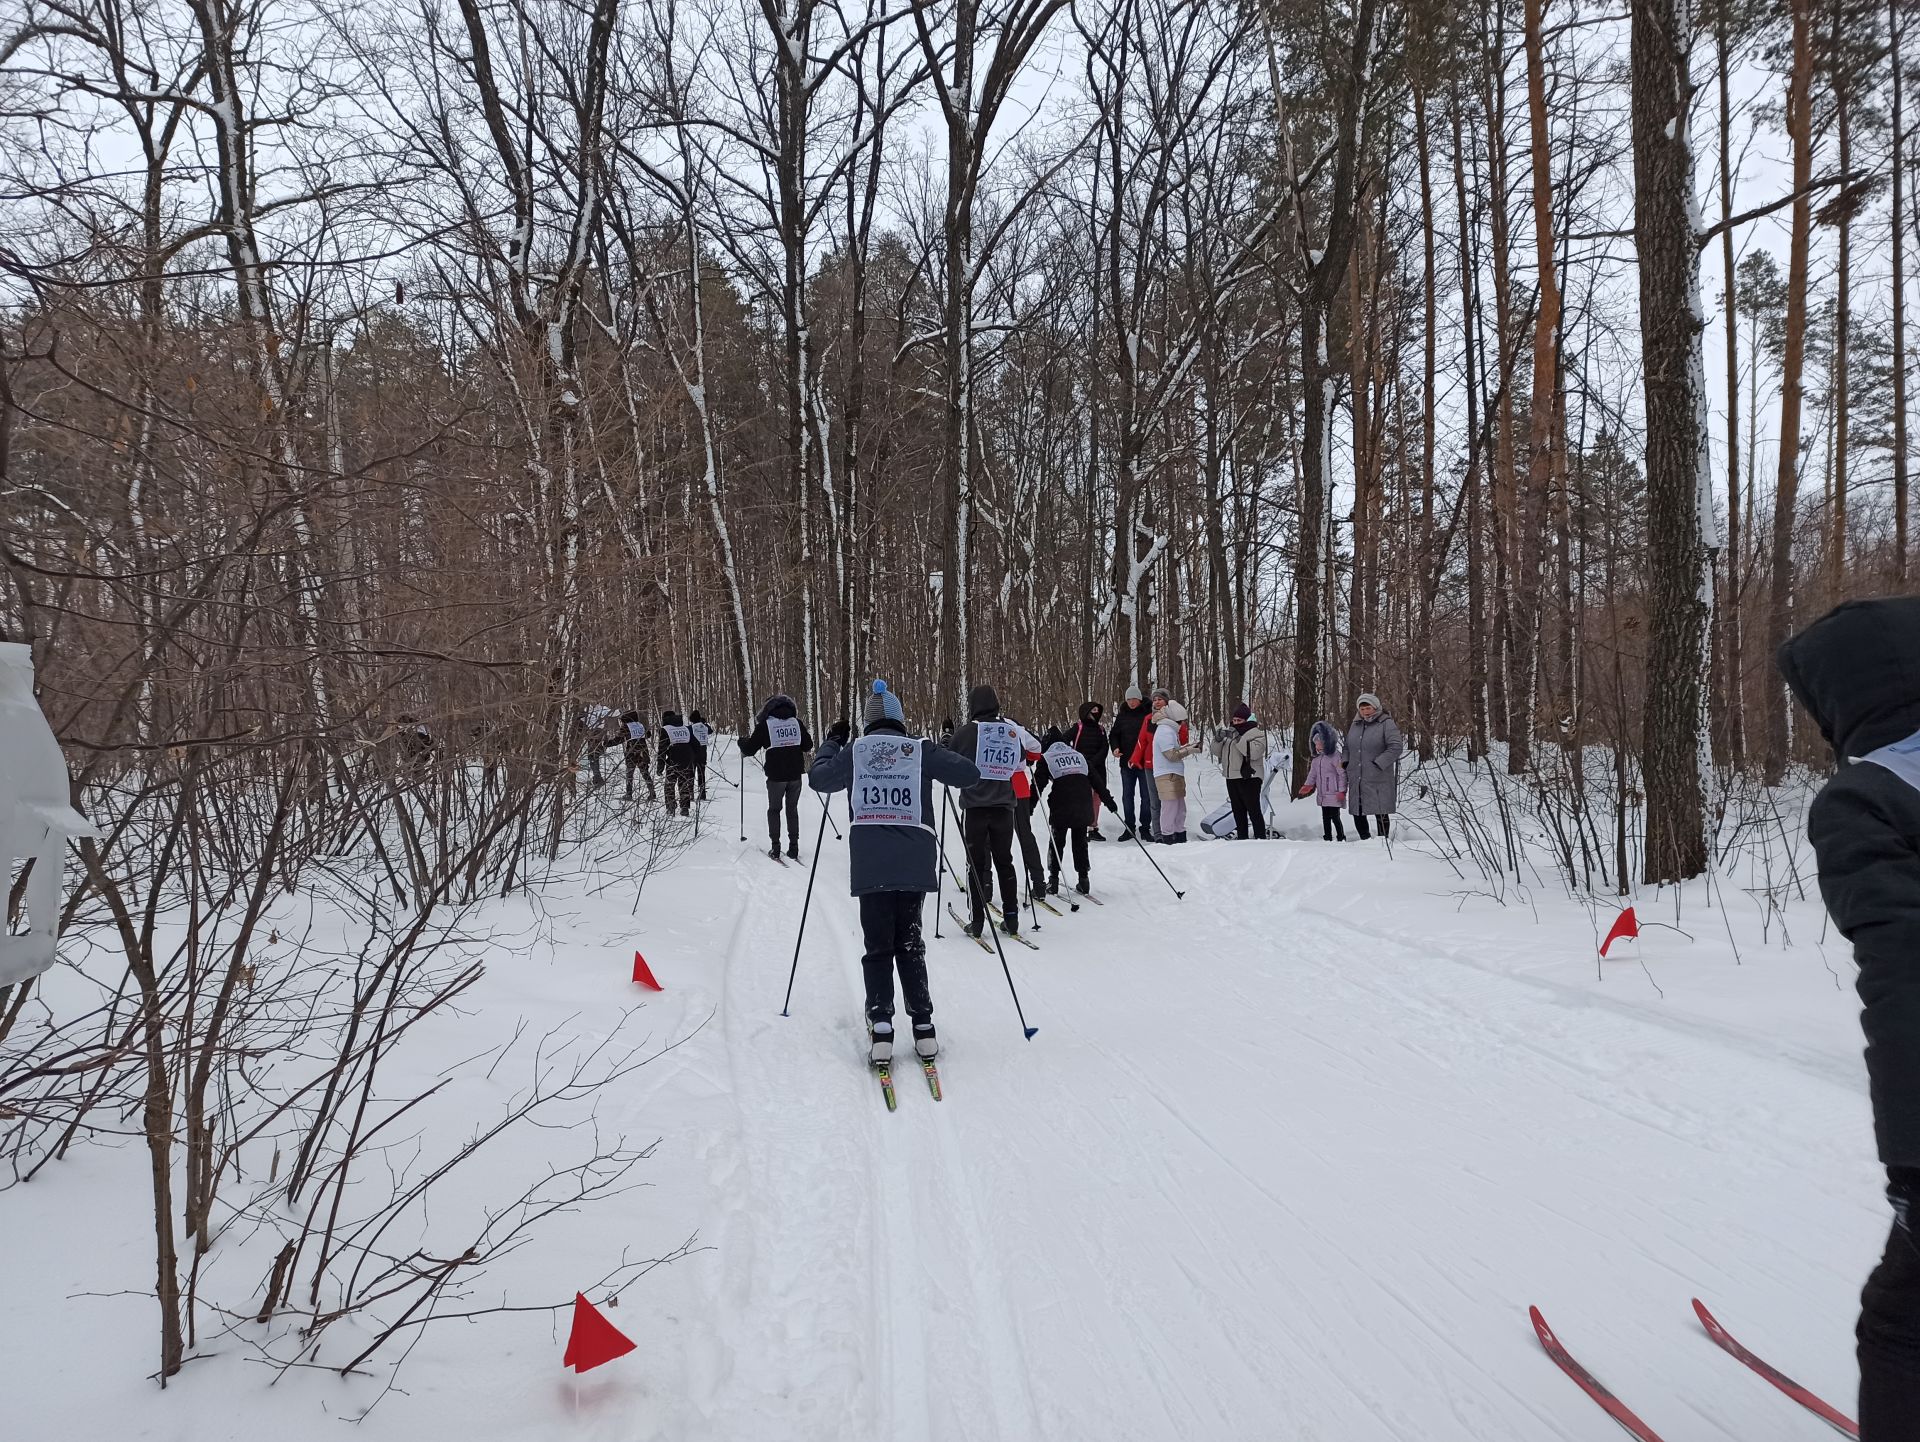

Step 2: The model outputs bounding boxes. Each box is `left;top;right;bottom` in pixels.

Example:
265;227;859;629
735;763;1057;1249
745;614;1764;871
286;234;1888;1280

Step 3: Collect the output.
851;734;925;826
665;724;692;745
625;721;647;742
691;723;712;745
767;716;802;748
975;721;1021;781
1044;742;1089;779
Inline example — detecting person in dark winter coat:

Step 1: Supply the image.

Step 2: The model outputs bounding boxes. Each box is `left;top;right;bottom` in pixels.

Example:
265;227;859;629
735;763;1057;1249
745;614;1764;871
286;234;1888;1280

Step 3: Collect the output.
581;705;614;786
1214;702;1269;839
948;683;1026;937
619;710;656;802
1071;701;1111;839
689;710;713;799
741;694;814;859
1034;725;1099;894
657;710;701;816
810;680;980;1064
1778;596;1920;1438
1344;693;1405;839
1111;686;1158;841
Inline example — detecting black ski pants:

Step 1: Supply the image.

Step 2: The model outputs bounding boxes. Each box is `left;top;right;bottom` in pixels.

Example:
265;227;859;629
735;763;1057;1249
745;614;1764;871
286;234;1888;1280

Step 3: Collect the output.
1321;806;1347;841
1862;1177;1920;1438
624;749;655;801
1014;796;1045;887
767;777;802;846
664;765;694;815
963;805;1019;930
1226;777;1267;839
1353;813;1391;840
1048;819;1088;883
860;891;931;1026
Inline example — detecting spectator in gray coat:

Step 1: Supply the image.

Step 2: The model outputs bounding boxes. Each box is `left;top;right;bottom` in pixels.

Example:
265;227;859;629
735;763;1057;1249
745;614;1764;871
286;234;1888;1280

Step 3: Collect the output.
809;681;980;1064
1344;692;1405;840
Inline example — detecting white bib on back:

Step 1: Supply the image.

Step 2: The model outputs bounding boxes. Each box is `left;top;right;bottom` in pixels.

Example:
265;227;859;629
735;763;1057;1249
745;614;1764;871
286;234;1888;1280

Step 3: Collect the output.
974;721;1021;781
767;716;802;748
665;724;692;745
625;721;647;742
1863;730;1920;796
851;734;925;826
692;722;712;745
1043;742;1089;779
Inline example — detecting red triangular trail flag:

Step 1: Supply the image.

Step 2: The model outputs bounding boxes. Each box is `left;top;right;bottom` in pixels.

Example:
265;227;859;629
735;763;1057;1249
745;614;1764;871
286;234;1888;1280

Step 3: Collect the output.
631;951;662;990
563;1292;635;1373
1599;906;1640;957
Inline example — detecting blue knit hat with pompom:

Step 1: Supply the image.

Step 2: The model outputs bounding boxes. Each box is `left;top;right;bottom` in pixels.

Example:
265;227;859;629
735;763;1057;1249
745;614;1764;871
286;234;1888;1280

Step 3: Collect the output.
863;678;905;726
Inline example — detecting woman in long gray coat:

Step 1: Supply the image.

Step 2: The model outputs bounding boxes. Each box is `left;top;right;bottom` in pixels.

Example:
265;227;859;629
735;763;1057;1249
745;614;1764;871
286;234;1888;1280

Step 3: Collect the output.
1344;693;1404;840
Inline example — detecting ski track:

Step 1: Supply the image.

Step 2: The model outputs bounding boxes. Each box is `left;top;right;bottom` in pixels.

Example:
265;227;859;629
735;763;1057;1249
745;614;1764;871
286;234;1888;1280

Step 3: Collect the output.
22;773;1860;1442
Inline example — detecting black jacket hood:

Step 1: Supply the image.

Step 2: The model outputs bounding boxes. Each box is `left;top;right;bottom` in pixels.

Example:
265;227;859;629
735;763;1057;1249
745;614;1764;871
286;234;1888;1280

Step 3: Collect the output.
1778;597;1920;760
759;694;798;722
1077;700;1105;725
967;683;1000;720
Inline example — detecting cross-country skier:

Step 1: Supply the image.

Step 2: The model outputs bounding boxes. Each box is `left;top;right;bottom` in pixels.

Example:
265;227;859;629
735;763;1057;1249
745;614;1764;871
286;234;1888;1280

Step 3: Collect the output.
689;710;713;799
949;684;1027;938
1005;718;1047;902
620;710;656;802
809;680;979;1064
741;693;814;859
658;710;700;816
1779;597;1920;1437
581;704;614;786
1034;725;1098;895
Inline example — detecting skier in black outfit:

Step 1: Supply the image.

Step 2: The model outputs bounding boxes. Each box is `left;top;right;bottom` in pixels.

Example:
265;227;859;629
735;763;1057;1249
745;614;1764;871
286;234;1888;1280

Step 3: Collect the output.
689;710;713;799
620;710;656;802
1034;726;1103;895
949;684;1025;938
809;680;979;1064
657;710;700;816
1778;596;1920;1440
1071;701;1111;839
741;694;814;859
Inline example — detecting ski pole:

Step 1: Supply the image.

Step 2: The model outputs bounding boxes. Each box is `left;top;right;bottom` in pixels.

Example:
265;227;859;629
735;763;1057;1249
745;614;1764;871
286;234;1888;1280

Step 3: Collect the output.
1129;819;1186;900
944;792;1037;1040
779;793;834;1017
819;784;843;841
1035;790;1079;913
739;752;750;841
934;778;949;938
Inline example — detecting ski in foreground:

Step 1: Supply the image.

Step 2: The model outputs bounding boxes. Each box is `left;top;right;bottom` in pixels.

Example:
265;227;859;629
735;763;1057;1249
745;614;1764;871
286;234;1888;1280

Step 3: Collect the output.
1692;1298;1859;1437
868;1056;942;1110
1529;1306;1668;1442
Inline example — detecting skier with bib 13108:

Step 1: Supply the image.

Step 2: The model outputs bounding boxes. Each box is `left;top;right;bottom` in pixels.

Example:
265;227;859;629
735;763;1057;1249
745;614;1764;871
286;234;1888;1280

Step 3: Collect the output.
809;681;980;1065
1778;596;1920;1439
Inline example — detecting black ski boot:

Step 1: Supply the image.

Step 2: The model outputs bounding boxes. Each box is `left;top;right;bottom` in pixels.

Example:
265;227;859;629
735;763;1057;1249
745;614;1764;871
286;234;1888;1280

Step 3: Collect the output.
769;844;781;861
1075;873;1090;896
787;840;799;860
912;1021;938;1060
868;1019;894;1065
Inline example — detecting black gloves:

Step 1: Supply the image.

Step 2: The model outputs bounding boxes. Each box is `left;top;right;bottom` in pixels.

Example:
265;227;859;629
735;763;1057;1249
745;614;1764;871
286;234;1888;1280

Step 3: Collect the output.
828;719;852;746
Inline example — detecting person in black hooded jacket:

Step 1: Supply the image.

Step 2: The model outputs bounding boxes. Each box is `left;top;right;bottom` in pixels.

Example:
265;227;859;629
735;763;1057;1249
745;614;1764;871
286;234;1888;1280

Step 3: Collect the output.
1071;701;1112;839
689;709;713;799
741;694;814;858
1778;595;1920;1438
948;683;1027;938
657;710;701;816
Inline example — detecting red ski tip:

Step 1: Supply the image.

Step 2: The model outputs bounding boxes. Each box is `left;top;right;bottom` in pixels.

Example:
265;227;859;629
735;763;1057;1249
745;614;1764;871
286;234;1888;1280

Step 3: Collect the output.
1692;1298;1859;1437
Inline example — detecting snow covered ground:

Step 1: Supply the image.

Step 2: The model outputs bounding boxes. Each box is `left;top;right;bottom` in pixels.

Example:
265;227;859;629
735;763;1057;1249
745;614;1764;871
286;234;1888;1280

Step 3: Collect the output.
3;745;1885;1440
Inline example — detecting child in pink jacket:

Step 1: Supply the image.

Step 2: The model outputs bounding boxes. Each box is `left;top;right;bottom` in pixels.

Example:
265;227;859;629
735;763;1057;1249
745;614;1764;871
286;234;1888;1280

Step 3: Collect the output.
1296;720;1347;841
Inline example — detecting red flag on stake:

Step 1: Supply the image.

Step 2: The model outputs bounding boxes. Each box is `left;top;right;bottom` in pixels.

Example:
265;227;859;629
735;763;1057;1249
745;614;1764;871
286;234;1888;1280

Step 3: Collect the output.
562;1292;635;1373
1599;906;1640;958
631;951;662;990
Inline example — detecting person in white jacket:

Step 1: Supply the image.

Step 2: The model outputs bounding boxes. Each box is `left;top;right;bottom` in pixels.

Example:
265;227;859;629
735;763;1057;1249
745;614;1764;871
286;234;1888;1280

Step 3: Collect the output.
1151;698;1198;843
